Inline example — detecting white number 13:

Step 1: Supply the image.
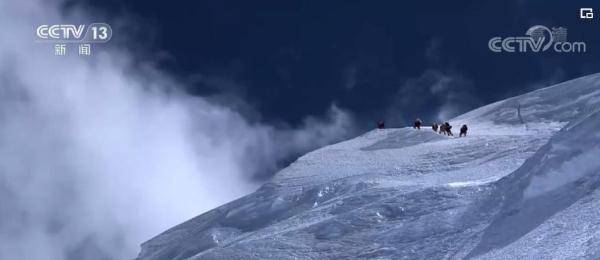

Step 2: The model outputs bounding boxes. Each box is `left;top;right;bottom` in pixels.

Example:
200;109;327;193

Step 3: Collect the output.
92;26;108;40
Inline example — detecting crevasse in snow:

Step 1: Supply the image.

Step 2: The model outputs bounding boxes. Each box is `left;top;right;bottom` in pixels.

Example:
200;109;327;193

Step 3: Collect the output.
137;73;600;259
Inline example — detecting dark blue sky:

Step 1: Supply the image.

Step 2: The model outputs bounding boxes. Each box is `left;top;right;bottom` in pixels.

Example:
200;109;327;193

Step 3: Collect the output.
73;0;600;128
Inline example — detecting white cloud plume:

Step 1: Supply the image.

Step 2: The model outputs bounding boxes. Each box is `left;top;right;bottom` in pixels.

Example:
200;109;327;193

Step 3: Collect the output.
0;1;356;259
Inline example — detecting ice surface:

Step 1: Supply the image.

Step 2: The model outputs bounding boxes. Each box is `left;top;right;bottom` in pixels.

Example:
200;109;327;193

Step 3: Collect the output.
137;73;600;259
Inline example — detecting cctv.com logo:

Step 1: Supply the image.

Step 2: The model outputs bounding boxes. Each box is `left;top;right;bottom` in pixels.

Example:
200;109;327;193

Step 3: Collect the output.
488;25;586;53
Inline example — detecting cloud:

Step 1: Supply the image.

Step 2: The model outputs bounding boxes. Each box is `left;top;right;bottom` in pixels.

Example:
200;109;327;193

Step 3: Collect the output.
0;1;356;259
386;69;482;125
342;63;358;90
425;38;443;63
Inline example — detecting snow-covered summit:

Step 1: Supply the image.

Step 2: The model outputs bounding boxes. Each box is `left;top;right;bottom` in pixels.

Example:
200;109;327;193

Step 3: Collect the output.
137;73;600;260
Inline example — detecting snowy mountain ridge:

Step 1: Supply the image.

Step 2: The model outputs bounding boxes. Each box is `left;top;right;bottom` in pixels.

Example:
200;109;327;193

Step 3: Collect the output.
137;73;600;259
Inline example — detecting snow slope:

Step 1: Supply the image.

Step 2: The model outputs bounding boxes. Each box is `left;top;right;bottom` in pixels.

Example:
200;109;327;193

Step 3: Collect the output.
137;73;600;259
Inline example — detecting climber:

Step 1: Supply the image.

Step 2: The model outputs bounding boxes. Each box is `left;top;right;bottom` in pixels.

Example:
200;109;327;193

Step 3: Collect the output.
445;122;453;136
432;123;439;132
414;118;422;130
460;124;468;137
377;120;385;129
439;123;446;135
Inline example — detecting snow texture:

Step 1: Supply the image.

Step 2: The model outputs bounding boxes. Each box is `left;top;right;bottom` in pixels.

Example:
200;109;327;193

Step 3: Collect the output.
137;73;600;260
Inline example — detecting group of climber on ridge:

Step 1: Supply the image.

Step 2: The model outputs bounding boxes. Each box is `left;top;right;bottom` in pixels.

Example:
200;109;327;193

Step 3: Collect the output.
376;119;468;137
420;119;468;137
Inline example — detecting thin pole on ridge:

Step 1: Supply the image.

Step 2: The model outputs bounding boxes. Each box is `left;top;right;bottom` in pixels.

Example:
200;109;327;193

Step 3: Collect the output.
517;103;528;130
